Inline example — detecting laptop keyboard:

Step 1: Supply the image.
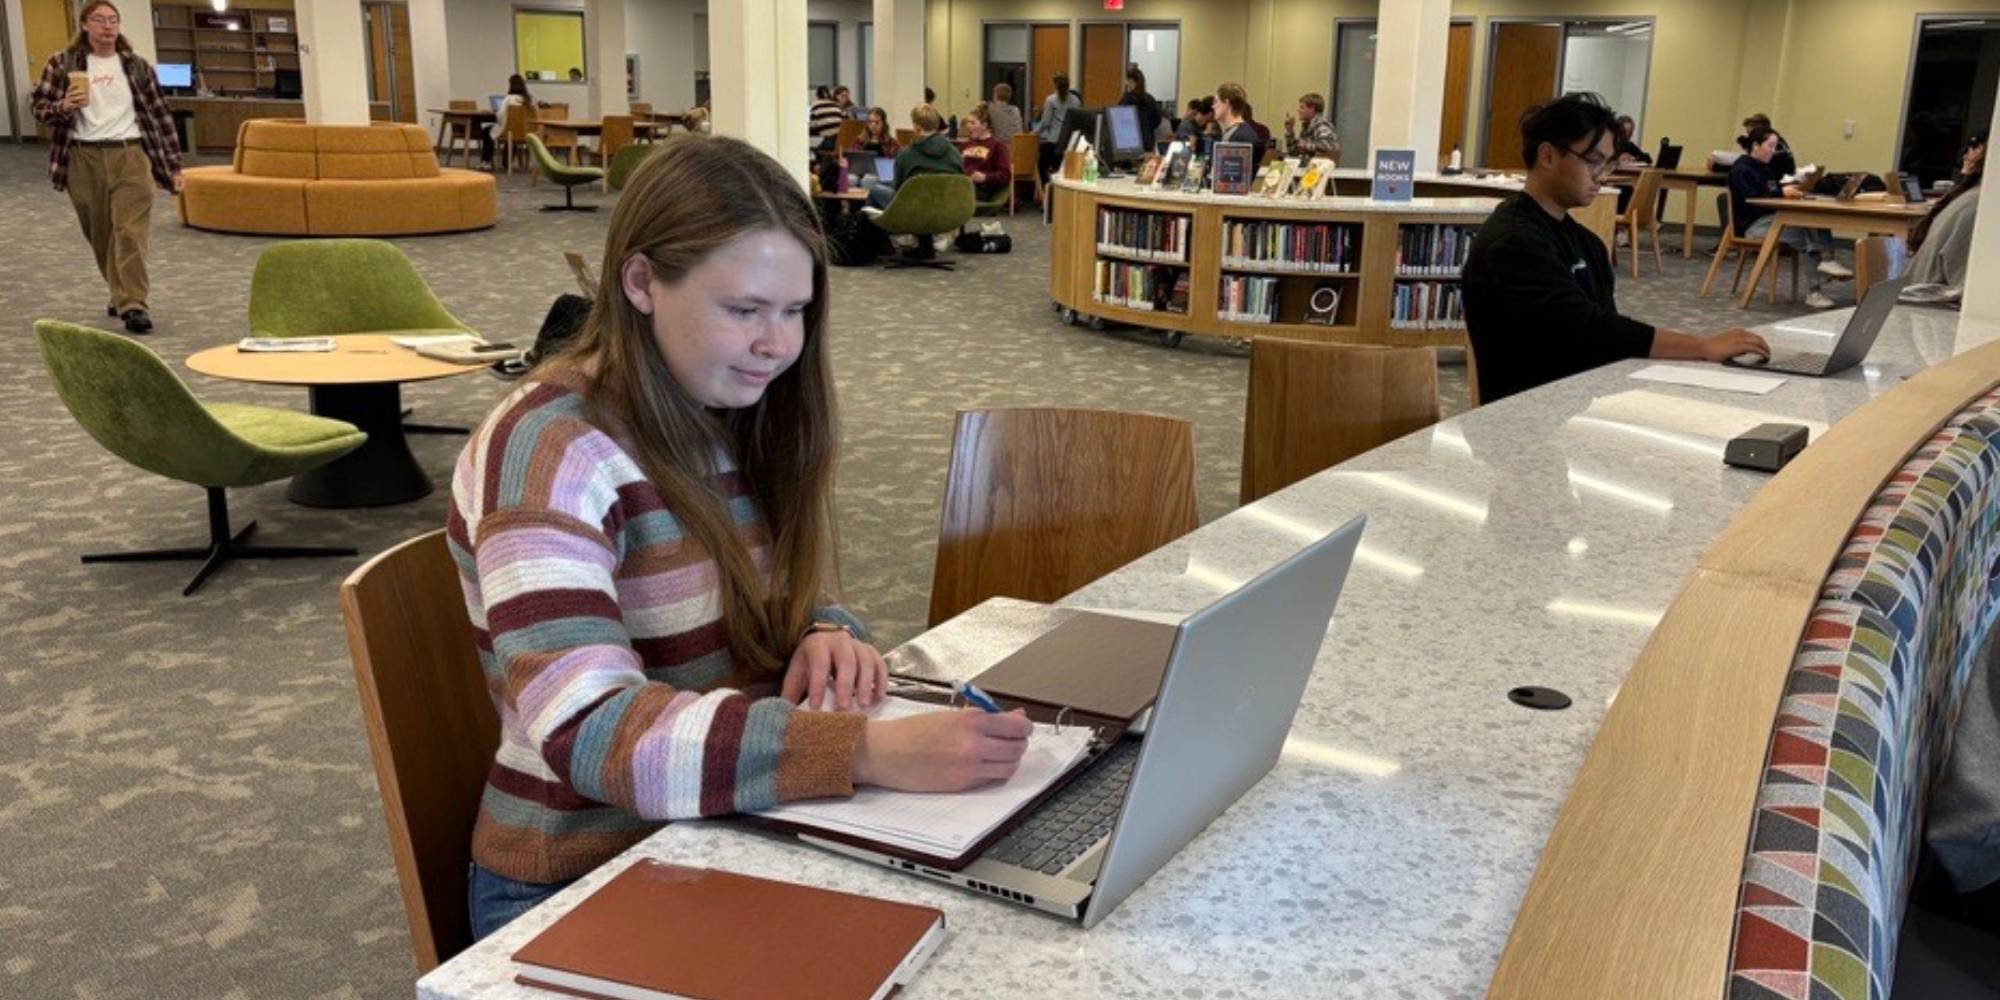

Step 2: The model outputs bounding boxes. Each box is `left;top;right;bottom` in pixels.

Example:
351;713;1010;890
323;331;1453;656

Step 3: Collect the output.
1770;350;1830;373
983;739;1141;875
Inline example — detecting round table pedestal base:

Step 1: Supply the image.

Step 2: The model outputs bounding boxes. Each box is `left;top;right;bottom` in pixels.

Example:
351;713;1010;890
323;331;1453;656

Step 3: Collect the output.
288;383;433;508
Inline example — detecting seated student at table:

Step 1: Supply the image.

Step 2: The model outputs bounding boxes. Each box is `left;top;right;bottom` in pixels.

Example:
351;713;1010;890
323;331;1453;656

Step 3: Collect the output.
1610;114;1651;214
924;87;956;138
958;102;1012;201
809;86;843;149
1730;125;1848;309
865;104;961;210
479;74;531;169
848;106;899;157
1031;72;1082;181
451;136;1033;941
834;85;864;122
1905;134;1986;294
1718;113;1796;178
987;82;1023;143
1462;93;1767;404
1284;92;1339;159
1175;96;1217;147
1215;82;1264;163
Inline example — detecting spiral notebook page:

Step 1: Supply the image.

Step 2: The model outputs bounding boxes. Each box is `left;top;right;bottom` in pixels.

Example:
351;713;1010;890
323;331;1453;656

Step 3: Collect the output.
760;697;1095;858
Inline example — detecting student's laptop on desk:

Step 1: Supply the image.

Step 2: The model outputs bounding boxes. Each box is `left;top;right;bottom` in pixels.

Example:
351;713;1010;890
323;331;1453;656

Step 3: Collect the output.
797;516;1366;928
1726;275;1909;376
873;155;896;185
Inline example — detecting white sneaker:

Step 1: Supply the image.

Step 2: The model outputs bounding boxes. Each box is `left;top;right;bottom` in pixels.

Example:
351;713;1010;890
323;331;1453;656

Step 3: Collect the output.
1817;259;1853;279
1805;289;1837;309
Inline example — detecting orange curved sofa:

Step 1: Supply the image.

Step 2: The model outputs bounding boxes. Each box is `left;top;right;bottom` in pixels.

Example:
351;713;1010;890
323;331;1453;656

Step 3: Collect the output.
177;120;496;236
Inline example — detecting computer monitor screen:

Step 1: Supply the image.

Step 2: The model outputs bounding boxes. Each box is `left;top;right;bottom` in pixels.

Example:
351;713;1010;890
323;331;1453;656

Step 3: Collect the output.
1055;106;1099;157
157;63;193;88
272;68;302;100
1105;104;1145;157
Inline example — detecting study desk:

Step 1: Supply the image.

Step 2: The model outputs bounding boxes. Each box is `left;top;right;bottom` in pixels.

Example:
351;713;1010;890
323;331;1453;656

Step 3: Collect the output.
1606;166;1731;258
418;305;2000;998
1737;197;1928;308
430;108;494;167
185;334;485;507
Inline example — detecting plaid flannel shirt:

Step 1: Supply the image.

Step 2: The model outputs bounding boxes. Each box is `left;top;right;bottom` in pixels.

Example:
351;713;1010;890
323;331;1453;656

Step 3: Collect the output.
1291;113;1340;157
31;47;183;192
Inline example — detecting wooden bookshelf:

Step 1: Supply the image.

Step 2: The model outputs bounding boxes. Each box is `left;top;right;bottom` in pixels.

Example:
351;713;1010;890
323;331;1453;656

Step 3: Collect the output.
1049;178;1501;349
152;4;298;97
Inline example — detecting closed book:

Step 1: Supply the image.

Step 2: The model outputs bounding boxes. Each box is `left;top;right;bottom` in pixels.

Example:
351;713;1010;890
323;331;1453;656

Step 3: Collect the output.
512;860;946;1000
968;611;1177;722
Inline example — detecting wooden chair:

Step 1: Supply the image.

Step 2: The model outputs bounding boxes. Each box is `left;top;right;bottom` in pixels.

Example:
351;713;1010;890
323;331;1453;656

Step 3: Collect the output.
1854;235;1905;302
1609;167;1665;278
896;127;917;147
340;530;500;974
496;103;532;176
629;101;652;118
927;408;1199;627
595;114;635;190
537;102;576;161
443;99;479;166
1701;193;1799;304
835;118;866;153
1010;131;1042;207
1240;339;1441;504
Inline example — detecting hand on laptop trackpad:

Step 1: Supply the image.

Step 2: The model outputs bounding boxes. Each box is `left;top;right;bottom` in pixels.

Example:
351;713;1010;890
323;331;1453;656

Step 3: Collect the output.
1728;353;1769;367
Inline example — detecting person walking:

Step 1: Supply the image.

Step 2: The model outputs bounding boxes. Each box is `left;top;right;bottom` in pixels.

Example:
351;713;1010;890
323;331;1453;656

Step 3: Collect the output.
31;0;184;334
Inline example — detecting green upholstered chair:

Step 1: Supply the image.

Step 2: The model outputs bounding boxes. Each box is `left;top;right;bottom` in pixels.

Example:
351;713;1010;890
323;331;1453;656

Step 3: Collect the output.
248;239;476;435
35;320;368;596
868;174;977;270
972;183;1012;217
606;141;657;192
528;133;605;211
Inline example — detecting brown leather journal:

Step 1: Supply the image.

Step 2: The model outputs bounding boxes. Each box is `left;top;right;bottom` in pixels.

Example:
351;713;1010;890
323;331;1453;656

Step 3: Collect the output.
512;859;946;1000
967;611;1179;722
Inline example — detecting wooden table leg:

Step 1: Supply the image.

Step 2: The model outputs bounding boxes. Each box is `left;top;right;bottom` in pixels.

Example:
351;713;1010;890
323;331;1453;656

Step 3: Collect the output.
435;115;449;155
1681;186;1697;259
1736;218;1786;309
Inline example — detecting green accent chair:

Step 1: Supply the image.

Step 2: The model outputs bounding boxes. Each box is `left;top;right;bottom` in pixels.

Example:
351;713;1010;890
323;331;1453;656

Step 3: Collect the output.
606;141;658;192
972;182;1013;217
528;133;605;211
35;320;368;596
249;238;476;435
869;174;977;270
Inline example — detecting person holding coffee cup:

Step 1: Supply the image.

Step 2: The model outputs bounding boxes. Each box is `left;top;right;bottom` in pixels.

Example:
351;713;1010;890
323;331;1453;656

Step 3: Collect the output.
31;0;184;335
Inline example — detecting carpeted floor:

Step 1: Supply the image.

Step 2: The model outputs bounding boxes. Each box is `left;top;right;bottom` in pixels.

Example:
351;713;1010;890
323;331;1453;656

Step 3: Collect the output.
0;141;1826;999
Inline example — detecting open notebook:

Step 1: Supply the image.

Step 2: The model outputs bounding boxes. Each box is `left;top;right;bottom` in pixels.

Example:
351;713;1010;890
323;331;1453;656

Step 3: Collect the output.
758;697;1095;861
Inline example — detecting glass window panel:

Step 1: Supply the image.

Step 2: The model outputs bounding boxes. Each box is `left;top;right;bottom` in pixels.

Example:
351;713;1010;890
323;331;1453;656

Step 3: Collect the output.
1332;21;1375;169
808;21;838;92
1560;21;1651;138
515;9;586;83
1128;26;1178;109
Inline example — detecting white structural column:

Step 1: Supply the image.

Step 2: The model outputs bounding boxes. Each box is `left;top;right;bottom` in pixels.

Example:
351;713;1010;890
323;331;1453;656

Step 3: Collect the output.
1961;100;2000;325
873;0;923;125
296;0;370;124
120;0;158;63
584;0;627;118
710;0;808;186
407;0;451;138
1367;0;1452;174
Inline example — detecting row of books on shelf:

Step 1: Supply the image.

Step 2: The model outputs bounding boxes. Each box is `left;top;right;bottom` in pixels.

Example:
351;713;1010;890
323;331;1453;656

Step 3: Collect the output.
1252;156;1340;199
1395;224;1478;277
1096;208;1190;262
1218;275;1281;324
1094;261;1190;314
1389;281;1465;330
1221;221;1360;273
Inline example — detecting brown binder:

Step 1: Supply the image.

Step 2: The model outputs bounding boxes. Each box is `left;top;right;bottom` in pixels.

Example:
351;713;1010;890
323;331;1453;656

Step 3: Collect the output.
967;611;1179;722
512;859;945;1000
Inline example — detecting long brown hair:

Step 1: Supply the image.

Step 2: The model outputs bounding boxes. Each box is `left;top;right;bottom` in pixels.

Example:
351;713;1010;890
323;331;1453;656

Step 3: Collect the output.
69;0;134;59
554;135;839;676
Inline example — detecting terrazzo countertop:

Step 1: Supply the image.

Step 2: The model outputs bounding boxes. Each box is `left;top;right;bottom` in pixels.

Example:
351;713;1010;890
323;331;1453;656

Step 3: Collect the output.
420;306;1998;1000
1054;176;1502;216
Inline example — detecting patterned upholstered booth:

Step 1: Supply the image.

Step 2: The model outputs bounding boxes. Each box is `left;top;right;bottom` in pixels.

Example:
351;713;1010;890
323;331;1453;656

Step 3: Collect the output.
177;120;497;236
1728;392;2000;1000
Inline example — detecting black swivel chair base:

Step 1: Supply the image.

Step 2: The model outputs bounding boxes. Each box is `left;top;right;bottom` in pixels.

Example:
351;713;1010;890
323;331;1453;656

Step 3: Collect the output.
541;183;599;212
397;406;469;435
883;238;955;270
80;486;355;596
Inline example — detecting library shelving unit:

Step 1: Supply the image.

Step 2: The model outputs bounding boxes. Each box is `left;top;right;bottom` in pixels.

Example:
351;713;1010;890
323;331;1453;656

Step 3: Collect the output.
153;5;299;97
1049;176;1504;350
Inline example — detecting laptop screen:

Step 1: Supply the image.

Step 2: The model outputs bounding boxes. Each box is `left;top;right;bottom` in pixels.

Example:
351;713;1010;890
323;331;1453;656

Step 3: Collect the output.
875;155;896;184
489;94;506;113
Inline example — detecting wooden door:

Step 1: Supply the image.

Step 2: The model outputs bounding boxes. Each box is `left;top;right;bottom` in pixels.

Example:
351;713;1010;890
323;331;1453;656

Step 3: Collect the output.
366;4;392;107
1081;23;1124;108
1482;22;1561;169
390;4;416;122
1030;24;1070;114
1438;22;1473;163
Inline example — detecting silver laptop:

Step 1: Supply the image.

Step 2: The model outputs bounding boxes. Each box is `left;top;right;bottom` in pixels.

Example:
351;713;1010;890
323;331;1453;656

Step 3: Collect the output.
1726;275;1909;377
803;515;1366;927
874;155;896;185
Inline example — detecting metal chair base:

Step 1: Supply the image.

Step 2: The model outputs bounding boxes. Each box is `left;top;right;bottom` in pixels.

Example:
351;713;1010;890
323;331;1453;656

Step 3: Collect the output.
80;487;355;596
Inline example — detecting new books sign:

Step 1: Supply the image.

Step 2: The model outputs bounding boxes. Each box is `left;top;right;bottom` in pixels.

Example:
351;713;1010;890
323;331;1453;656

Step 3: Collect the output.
1371;148;1416;202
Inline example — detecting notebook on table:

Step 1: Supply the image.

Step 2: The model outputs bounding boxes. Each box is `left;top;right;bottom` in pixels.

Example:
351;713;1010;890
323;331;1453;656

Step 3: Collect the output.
512;859;945;1000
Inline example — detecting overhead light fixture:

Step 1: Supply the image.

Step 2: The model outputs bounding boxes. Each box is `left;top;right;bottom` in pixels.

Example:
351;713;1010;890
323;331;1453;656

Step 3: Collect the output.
211;0;228;10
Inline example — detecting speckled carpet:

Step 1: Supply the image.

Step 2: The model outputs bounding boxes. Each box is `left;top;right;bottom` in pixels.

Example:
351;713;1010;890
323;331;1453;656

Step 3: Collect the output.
0;140;1822;999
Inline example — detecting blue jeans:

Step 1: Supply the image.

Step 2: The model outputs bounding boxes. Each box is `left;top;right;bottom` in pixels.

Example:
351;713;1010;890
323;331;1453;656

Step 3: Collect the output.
866;181;896;210
468;862;573;942
1743;215;1835;289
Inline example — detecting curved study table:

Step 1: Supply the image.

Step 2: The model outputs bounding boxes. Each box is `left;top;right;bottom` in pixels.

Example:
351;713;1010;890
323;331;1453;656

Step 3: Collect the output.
418;306;2000;998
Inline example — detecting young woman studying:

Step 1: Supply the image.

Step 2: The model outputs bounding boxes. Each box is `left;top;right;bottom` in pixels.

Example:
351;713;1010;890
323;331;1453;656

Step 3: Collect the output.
449;136;1032;940
849;107;900;157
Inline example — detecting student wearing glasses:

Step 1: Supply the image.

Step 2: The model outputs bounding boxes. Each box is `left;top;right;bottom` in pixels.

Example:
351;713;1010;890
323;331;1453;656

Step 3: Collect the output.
1462;93;1767;404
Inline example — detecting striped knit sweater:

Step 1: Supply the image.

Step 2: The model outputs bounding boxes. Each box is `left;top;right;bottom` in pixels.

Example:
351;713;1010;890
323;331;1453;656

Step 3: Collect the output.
448;372;866;884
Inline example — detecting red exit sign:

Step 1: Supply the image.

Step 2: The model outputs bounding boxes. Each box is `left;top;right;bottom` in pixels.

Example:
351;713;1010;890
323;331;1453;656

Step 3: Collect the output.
1104;0;1123;9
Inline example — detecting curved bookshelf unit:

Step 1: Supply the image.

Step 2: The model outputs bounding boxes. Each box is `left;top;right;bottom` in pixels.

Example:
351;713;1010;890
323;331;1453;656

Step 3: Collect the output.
1048;176;1501;349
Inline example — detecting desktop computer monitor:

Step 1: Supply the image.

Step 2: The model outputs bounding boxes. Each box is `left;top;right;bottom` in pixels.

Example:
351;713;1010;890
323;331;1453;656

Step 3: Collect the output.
157;62;193;89
1056;106;1099;156
1103;103;1146;163
272;68;302;100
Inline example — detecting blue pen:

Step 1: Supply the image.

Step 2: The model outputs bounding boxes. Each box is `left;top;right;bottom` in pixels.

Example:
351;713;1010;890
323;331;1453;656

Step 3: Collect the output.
953;679;1003;713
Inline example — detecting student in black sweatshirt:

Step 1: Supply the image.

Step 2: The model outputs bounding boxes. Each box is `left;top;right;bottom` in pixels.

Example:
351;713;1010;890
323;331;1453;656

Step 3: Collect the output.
1461;93;1767;404
1728;126;1845;309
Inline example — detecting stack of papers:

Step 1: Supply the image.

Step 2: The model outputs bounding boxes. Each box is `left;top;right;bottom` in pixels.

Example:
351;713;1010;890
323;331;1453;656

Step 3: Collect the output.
389;333;482;349
237;337;334;352
760;697;1094;859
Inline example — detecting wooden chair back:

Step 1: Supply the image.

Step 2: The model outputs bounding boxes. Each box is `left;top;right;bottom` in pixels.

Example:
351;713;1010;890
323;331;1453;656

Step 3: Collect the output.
629;101;652;117
538;103;574;149
502;103;530;140
339;530;499;974
1629;167;1662;227
1240;339;1441;504
1010;131;1041;205
599;114;635;161
896;127;918;147
1854;235;1903;302
447;99;476;111
835;118;866;152
928;408;1199;627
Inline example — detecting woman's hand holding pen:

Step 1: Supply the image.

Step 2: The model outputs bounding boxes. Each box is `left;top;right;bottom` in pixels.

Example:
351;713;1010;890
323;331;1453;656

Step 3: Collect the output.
852;709;1033;791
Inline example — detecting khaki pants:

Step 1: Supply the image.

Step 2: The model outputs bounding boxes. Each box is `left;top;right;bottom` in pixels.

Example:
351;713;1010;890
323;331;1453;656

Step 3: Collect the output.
66;143;153;314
